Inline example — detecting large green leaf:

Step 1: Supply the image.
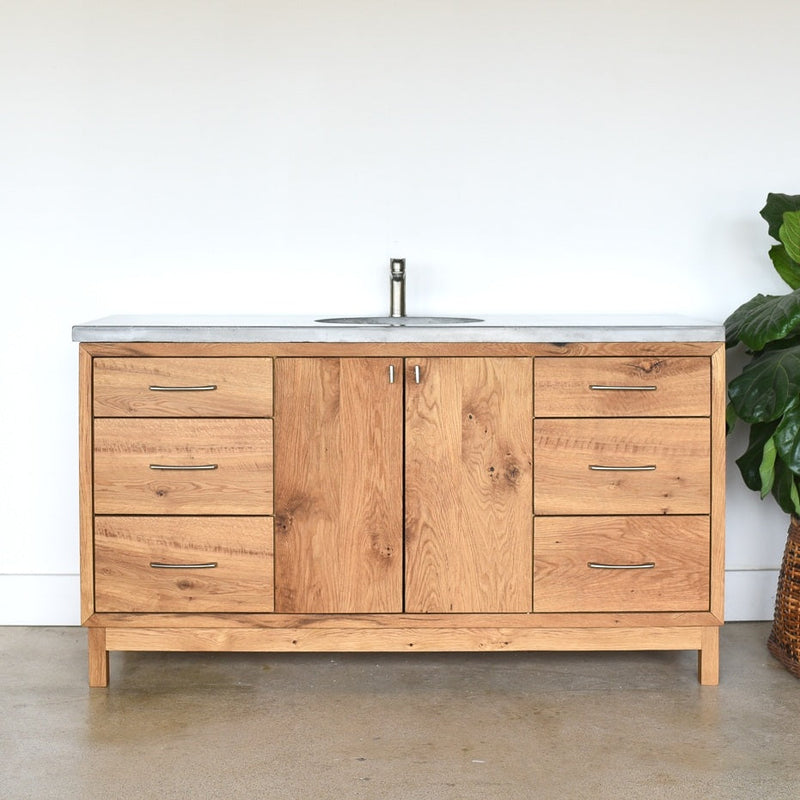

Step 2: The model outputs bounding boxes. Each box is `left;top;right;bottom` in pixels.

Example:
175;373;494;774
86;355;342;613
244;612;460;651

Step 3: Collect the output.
736;419;779;491
728;343;800;422
758;436;777;497
761;193;800;241
770;459;800;516
774;397;800;473
769;243;800;290
724;290;800;349
780;210;800;264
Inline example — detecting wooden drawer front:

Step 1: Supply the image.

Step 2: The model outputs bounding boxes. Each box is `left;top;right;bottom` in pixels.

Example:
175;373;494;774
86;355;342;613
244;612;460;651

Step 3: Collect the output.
93;357;272;417
94;419;273;514
535;357;710;417
534;418;709;515
94;516;274;612
534;516;710;612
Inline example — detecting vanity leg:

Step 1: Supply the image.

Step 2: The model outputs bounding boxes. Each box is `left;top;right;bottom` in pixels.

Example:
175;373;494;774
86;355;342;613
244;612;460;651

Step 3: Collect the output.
88;628;109;688
698;627;720;685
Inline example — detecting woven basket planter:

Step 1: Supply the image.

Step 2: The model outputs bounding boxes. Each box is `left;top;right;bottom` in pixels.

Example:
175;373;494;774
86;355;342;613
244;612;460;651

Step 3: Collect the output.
767;515;800;678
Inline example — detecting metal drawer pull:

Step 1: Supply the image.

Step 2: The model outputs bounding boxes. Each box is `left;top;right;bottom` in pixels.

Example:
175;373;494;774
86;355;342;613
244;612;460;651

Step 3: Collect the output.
588;562;655;570
148;384;218;391
389;365;395;384
414;365;421;384
149;463;218;470
589;384;657;391
149;562;218;569
589;464;656;471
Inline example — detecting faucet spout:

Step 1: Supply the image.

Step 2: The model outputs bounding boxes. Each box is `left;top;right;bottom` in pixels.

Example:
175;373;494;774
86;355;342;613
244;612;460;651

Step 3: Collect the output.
389;258;406;318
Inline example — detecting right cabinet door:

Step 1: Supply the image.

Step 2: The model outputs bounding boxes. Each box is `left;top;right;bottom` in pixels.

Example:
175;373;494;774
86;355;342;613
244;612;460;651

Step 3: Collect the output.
404;358;533;613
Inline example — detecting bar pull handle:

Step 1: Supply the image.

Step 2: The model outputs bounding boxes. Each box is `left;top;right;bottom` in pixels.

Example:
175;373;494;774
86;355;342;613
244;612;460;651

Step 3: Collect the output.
589;464;656;472
414;365;421;384
149;562;218;569
588;562;655;570
389;365;395;384
149;384;217;391
149;463;218;471
589;384;657;392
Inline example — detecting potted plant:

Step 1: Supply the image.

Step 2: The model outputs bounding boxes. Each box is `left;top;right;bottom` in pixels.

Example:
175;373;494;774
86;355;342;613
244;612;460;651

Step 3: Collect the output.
726;192;800;677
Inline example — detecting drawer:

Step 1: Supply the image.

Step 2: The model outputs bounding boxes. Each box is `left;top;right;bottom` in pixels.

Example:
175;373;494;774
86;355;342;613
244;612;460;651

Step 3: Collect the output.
94;516;274;612
94;418;273;514
534;418;709;515
534;516;710;612
534;357;710;417
93;357;272;417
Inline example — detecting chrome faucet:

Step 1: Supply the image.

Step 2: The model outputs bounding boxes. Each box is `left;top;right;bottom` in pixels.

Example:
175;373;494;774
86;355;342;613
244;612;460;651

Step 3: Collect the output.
389;258;406;317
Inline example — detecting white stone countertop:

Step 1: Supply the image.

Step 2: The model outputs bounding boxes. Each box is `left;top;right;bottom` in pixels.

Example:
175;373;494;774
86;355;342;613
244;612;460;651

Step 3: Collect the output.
72;313;724;343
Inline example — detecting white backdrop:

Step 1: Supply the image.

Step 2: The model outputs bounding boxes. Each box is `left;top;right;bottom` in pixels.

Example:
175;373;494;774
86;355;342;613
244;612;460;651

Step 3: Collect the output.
1;0;796;623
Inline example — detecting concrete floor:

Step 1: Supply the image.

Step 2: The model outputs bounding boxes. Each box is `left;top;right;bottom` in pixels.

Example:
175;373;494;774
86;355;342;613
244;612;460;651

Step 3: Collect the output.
1;623;798;799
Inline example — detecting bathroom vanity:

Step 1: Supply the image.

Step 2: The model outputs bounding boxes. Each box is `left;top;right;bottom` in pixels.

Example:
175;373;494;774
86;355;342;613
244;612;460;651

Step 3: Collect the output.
73;314;725;686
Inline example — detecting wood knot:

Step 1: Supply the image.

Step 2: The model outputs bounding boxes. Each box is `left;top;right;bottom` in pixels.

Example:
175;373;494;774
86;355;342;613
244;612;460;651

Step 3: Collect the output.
504;463;521;484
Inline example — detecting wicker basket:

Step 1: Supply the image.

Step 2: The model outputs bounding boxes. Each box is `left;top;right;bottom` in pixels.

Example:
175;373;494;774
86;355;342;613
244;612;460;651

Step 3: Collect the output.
767;515;800;678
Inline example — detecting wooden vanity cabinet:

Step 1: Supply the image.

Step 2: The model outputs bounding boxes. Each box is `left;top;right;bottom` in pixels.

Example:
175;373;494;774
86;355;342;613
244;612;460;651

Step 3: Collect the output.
78;340;725;687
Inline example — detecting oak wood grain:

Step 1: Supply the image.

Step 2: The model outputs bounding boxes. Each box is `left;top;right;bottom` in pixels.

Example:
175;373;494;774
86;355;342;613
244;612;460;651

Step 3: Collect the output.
93;357;273;417
85;609;724;629
534;417;710;515
405;358;533;612
104;624;706;655
710;344;727;620
533;516;710;612
534;356;710;417
79;346;95;622
95;516;273;612
93;418;273;514
79;341;724;359
274;358;403;613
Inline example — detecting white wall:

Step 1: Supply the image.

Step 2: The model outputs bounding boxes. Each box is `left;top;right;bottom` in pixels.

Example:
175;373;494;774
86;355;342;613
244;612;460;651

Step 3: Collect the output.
1;0;796;624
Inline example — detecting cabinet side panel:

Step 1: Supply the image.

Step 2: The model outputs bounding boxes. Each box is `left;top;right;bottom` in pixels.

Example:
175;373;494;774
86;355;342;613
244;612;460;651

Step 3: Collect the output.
274;358;403;613
79;345;95;622
406;358;533;613
710;344;726;620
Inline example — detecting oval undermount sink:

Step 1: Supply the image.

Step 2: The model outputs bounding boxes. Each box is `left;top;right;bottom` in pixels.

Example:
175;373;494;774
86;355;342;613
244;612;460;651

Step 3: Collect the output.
316;315;483;326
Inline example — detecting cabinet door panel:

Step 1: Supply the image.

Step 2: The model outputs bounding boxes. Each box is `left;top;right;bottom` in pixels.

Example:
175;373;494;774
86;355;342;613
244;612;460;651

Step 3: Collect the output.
405;358;533;613
274;358;403;613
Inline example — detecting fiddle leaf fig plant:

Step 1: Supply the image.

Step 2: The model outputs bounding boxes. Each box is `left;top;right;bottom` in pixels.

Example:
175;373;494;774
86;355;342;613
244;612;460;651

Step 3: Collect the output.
726;193;800;515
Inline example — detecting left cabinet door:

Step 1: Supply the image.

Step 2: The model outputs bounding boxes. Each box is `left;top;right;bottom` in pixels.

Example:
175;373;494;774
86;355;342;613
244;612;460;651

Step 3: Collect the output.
274;358;403;613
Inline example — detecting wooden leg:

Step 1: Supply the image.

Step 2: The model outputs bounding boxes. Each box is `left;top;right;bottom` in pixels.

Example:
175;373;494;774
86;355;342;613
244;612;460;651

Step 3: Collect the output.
88;628;109;688
698;627;720;685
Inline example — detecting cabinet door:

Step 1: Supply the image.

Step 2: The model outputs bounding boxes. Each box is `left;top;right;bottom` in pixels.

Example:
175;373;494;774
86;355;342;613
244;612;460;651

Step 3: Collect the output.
405;358;533;612
274;358;403;613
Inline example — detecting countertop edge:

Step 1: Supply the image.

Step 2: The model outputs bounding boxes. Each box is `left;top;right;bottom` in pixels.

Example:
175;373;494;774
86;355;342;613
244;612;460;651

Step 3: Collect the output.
71;315;725;344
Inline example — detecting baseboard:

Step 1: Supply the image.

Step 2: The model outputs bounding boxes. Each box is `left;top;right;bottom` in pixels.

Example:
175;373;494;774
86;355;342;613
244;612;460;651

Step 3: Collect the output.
724;569;778;621
0;574;81;625
0;571;780;625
